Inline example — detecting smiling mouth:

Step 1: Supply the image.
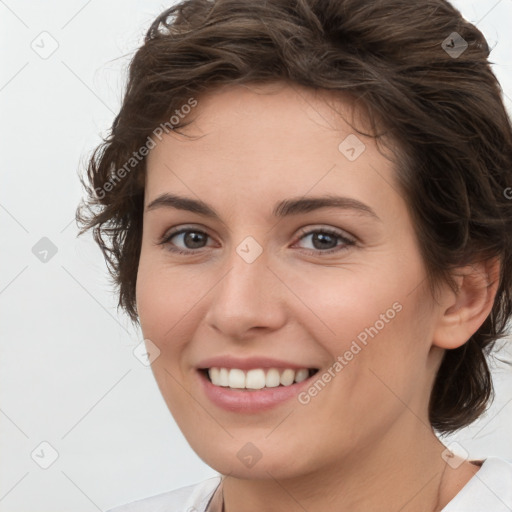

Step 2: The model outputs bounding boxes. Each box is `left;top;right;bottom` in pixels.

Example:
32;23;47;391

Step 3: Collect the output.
199;367;319;390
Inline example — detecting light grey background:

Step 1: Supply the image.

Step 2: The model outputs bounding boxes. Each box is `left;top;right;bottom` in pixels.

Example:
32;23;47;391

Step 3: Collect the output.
1;1;511;510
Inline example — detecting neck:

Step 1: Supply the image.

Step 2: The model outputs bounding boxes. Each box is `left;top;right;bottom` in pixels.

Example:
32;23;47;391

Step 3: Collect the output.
220;418;471;512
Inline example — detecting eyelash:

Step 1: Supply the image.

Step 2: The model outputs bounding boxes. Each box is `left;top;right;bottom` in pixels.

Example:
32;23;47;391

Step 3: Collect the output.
157;226;356;256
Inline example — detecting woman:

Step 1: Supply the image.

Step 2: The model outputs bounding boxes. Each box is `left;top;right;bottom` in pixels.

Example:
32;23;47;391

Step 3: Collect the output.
77;0;512;510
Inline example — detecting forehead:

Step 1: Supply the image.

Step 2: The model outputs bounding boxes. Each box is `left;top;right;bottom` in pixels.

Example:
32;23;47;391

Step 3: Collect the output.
144;81;402;220
154;80;372;148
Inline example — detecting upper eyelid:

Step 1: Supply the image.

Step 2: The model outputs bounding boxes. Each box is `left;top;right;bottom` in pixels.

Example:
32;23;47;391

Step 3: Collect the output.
296;225;355;242
161;224;353;237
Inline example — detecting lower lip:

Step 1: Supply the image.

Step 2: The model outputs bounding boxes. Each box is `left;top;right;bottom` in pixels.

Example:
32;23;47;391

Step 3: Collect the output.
197;370;317;413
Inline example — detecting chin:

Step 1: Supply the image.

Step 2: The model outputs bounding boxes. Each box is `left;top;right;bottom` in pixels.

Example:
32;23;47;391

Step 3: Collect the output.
194;441;313;480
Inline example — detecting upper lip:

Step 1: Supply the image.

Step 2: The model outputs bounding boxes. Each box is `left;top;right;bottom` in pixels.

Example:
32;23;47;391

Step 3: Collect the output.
196;355;318;371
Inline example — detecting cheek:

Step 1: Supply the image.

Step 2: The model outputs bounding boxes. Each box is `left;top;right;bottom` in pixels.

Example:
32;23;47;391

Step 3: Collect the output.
136;247;196;340
283;260;409;352
288;254;432;404
135;258;201;416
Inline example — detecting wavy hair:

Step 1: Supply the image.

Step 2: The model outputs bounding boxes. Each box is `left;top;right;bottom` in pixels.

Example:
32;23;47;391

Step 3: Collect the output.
76;0;512;434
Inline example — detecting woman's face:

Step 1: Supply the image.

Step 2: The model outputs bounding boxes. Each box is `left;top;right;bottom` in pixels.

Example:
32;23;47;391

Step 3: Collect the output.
136;81;445;478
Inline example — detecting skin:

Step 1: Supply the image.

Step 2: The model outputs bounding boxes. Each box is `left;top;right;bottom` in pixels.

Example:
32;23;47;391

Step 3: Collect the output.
135;80;499;512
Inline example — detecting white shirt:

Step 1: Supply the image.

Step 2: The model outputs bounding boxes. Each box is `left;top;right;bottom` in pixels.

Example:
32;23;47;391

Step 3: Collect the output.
106;456;512;512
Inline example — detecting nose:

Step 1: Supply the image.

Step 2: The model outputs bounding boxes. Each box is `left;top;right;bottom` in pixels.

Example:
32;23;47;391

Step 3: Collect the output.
203;243;287;340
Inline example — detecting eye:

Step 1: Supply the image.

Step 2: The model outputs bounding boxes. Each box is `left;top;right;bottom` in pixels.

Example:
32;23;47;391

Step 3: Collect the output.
157;226;356;256
157;227;213;254
294;227;356;255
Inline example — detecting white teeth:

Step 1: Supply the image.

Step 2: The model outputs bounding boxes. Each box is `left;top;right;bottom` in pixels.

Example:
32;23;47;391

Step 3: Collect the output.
209;367;220;383
207;367;313;389
246;369;266;389
280;369;295;386
219;367;229;386
265;368;281;388
228;369;246;389
294;368;309;383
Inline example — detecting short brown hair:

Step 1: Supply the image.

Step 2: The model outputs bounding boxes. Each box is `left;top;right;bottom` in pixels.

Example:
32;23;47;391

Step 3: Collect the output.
76;0;512;434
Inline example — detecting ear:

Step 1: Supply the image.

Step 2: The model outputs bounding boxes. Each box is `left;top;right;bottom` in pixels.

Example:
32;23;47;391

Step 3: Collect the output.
432;257;501;350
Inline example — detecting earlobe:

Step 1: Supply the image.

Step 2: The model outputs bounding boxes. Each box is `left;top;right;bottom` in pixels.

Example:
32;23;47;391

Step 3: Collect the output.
432;258;500;350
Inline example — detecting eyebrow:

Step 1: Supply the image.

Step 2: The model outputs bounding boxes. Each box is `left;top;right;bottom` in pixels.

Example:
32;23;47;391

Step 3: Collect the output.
146;193;380;221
